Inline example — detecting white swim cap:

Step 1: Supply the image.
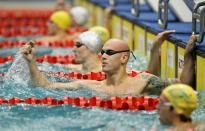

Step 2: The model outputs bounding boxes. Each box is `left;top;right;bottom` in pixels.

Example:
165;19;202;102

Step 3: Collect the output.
70;6;89;26
78;31;102;54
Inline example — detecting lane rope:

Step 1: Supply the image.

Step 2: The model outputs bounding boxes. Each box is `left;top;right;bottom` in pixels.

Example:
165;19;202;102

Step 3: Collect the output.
0;96;159;111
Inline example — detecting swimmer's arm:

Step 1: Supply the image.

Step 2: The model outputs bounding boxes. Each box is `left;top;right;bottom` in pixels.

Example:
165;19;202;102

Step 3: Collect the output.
164;78;180;87
28;59;52;87
180;35;197;86
28;59;101;90
147;30;176;76
46;80;101;90
46;80;84;89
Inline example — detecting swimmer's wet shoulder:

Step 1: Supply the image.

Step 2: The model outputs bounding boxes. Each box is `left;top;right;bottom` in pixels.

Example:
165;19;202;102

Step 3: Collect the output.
141;73;165;95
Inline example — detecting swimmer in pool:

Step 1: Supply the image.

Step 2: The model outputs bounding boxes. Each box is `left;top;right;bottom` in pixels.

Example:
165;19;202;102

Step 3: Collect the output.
21;32;197;96
36;10;73;42
154;84;198;131
67;26;110;73
37;6;89;42
69;28;173;74
22;38;162;96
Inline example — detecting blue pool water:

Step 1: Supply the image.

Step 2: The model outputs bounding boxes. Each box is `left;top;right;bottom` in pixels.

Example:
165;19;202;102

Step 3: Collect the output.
0;47;204;131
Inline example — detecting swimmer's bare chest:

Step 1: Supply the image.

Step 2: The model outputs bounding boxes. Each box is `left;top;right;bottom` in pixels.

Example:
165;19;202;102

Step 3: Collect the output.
93;77;148;96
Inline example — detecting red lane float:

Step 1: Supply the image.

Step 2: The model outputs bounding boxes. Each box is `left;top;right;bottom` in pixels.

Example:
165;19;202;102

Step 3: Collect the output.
0;70;149;81
0;9;52;19
0;54;101;65
67;27;88;35
0;20;47;28
0;55;77;64
0;27;48;36
0;40;74;48
45;70;150;80
45;71;107;81
0;27;88;37
0;96;159;111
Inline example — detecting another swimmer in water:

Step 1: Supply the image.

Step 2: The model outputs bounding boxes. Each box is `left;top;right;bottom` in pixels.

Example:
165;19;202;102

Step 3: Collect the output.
155;84;198;131
36;11;73;42
37;7;89;42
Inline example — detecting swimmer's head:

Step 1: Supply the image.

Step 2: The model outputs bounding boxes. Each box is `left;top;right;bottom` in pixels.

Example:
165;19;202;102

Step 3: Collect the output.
77;31;102;54
101;39;130;73
158;84;198;125
73;31;102;64
162;84;197;117
48;11;71;33
90;26;110;44
70;6;89;26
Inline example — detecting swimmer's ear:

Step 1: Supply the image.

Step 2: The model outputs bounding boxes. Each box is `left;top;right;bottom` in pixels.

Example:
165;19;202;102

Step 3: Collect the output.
169;106;174;111
120;53;129;63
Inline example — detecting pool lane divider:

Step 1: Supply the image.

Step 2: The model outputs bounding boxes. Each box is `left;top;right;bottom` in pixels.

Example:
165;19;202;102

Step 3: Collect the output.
0;40;75;49
0;54;77;64
0;70;149;81
0;26;88;37
0;96;159;111
43;70;148;80
0;53;105;65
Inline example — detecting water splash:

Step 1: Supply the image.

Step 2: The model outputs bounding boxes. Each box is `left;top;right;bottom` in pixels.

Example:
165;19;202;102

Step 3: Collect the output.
4;51;31;86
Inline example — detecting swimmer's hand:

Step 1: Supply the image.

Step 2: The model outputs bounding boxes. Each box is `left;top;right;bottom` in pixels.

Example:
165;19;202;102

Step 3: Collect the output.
21;41;36;61
154;30;176;45
184;35;198;56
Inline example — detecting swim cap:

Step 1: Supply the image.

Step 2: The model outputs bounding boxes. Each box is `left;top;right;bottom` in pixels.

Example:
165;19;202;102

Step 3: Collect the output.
162;84;198;117
90;26;110;44
70;6;89;26
50;11;71;30
78;31;102;54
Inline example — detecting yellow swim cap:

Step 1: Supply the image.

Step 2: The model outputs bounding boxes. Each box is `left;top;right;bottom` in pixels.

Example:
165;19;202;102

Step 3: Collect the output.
90;26;110;44
162;84;198;117
50;11;71;30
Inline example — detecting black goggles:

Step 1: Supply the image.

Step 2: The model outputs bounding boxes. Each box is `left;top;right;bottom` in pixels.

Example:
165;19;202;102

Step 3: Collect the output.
75;41;84;48
101;49;137;60
100;49;130;56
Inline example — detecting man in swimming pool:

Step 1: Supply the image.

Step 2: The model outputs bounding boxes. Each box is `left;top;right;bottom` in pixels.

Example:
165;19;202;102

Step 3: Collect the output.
37;6;89;42
37;10;74;42
21;32;196;96
22;38;160;96
68;30;103;73
155;83;198;130
65;26;110;73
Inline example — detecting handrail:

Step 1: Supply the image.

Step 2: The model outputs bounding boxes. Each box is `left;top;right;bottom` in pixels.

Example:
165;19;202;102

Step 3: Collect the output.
109;0;116;6
192;1;205;43
158;0;169;29
131;0;140;16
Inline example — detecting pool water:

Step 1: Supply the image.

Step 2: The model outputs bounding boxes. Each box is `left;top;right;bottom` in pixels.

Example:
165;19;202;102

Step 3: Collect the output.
0;47;204;131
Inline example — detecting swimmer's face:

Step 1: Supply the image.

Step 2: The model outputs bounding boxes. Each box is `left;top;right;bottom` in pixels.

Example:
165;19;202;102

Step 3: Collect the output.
157;94;174;125
47;20;58;35
73;41;91;63
101;40;129;73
